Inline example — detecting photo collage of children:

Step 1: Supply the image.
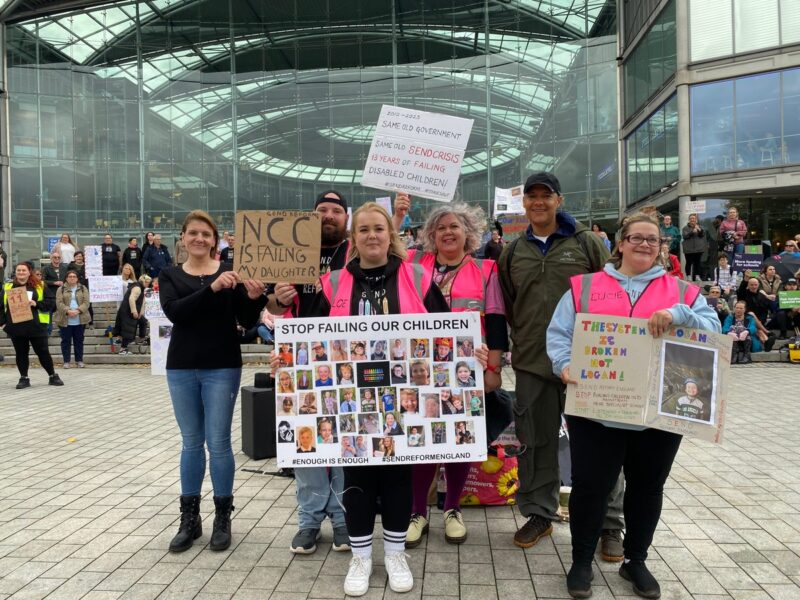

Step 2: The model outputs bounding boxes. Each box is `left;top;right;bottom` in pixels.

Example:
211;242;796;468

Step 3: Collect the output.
275;328;487;466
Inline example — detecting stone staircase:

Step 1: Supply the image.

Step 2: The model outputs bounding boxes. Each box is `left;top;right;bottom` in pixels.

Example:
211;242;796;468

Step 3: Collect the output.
0;302;273;367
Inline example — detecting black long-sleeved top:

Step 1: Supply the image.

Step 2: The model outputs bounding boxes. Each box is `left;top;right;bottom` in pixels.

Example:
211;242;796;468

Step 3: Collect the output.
158;264;266;369
0;282;54;338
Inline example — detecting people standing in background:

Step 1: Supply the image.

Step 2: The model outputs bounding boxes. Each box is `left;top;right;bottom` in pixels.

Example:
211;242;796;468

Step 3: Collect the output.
115;275;151;355
143;234;172;279
1;263;64;389
141;231;156;258
121;264;138;289
218;231;231;253
0;240;7;281
101;234;122;276
174;236;189;266
220;235;235;264
42;251;68;335
682;213;707;282
591;223;613;251
52;234;78;265
705;215;723;276
54;270;90;369
659;215;680;256
123;238;143;276
484;229;505;260
719;207;748;262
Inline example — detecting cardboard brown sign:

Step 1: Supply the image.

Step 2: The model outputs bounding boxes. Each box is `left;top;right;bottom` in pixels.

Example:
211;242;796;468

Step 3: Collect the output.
6;286;34;323
234;211;322;284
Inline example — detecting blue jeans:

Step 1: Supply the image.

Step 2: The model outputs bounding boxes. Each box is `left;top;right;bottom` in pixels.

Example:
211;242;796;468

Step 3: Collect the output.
294;466;346;530
59;324;85;362
257;324;274;344
167;368;242;497
727;242;745;264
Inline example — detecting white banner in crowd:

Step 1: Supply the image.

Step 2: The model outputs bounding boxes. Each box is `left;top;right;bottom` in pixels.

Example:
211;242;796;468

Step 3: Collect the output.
274;312;487;467
493;185;525;217
88;276;124;303
143;289;165;319
84;245;103;277
361;105;473;202
149;317;171;376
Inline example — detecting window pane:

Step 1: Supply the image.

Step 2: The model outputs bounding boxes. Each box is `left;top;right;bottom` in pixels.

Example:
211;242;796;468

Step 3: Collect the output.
690;0;732;61
781;0;800;45
690;81;734;174
734;0;779;54
735;72;781;169
782;69;800;165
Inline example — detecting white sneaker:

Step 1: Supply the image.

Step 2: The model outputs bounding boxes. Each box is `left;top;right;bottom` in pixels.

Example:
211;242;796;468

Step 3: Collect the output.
63;362;71;369
384;552;413;593
343;555;372;597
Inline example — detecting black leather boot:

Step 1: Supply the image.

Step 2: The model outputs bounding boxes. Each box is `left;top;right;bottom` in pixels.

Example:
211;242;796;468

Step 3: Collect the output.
740;338;752;364
210;496;235;551
731;344;740;365
169;495;202;553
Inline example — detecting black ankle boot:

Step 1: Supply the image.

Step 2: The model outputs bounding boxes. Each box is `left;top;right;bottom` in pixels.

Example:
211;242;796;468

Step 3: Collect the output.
210;496;235;551
740;338;752;364
169;495;202;553
566;562;594;598
619;560;660;599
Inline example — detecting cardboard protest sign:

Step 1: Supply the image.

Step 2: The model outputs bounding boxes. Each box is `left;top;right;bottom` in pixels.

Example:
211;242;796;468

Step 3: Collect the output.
6;286;33;323
361;105;473;202
779;290;800;309
732;252;762;273
274;312;487;467
234;210;321;284
88;276;124;303
143;289;165;319
494;185;525;217
84;246;103;277
565;314;729;443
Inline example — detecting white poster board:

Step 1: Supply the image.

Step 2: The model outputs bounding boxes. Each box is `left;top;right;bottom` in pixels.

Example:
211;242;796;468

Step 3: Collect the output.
361;105;473;202
274;312;487;467
494;185;525;217
143;289;164;319
565;314;729;443
149;317;172;376
88;276;124;303
85;245;103;278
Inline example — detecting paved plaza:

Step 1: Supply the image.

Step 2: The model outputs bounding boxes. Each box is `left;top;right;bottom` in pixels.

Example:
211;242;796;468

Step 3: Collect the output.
1;363;799;600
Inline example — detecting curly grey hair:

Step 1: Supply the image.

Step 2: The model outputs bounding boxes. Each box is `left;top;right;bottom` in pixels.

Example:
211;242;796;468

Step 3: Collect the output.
420;203;486;255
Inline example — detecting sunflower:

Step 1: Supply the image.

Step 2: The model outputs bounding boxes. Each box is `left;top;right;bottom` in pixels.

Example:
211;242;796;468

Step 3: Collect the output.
496;466;519;498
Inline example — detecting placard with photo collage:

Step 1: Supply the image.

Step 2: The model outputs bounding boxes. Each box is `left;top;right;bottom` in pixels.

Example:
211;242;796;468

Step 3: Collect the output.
274;313;486;466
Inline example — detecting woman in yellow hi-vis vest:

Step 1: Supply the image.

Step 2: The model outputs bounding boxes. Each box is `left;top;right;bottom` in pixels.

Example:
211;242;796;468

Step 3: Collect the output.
1;262;63;389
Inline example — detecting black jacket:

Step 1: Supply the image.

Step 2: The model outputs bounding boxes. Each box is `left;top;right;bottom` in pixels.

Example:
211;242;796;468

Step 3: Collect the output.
0;282;54;338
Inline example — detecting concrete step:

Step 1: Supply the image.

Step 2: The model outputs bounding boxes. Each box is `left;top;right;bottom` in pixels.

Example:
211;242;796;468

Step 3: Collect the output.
0;352;272;367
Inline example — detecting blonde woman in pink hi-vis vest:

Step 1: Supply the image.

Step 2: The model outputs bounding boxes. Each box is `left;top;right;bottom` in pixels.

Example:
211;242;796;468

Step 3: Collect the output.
392;193;508;549
546;213;720;599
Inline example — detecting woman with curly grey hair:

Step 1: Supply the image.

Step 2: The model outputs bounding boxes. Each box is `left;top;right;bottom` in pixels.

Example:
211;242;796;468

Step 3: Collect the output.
393;192;508;548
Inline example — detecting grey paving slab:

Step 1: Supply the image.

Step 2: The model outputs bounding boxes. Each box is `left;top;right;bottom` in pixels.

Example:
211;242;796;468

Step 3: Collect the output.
1;364;799;599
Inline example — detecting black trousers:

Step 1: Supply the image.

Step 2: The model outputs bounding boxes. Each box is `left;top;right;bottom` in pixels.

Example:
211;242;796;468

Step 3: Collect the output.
684;252;704;281
566;416;682;563
343;464;412;536
12;336;55;377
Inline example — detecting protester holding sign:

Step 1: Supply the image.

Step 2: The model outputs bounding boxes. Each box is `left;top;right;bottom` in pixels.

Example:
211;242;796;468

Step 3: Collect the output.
546;213;719;599
774;278;800;339
158;210;266;555
0;263;63;389
266;191;351;558
310;202;449;597
393;194;506;548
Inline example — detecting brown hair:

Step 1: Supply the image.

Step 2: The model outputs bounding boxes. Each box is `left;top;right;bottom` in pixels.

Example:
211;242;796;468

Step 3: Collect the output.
13;262;41;289
181;210;219;258
347;202;407;262
607;212;661;269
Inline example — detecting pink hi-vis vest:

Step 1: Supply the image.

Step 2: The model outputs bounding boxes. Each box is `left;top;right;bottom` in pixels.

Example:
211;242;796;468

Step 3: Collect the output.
408;250;497;315
570;271;701;317
321;262;430;316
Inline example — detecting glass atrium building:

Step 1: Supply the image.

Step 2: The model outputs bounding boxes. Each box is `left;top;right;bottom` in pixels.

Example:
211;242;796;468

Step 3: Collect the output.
0;0;618;261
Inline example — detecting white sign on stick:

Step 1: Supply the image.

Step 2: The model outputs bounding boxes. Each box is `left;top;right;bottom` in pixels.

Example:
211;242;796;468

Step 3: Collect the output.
274;312;487;467
85;246;103;277
88;276;124;303
494;185;525;217
361;105;473;202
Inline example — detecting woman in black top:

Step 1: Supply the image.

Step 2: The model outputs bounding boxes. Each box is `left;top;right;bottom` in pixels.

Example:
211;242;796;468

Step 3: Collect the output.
159;210;266;554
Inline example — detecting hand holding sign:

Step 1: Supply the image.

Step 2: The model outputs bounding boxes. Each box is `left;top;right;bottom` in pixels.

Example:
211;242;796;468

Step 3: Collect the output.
234;211;321;284
6;287;34;323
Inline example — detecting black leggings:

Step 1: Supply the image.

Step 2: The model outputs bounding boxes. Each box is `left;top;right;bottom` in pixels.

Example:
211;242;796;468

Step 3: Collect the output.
343;464;412;536
684;252;703;281
566;416;682;564
12;336;55;377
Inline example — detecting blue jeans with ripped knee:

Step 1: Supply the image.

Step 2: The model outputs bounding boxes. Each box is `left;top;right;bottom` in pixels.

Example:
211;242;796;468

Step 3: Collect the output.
167;368;241;497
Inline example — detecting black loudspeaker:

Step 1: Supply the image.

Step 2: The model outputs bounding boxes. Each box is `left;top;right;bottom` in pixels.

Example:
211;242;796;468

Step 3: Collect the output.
254;372;272;388
241;386;276;460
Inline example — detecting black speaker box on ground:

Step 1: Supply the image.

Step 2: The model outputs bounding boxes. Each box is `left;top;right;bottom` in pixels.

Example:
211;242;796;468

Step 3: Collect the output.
241;386;276;460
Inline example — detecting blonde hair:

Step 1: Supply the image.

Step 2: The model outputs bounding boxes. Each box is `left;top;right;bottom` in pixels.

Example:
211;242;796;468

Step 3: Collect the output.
420;203;486;255
182;209;219;258
347;202;407;262
608;212;661;269
121;263;136;280
138;274;152;286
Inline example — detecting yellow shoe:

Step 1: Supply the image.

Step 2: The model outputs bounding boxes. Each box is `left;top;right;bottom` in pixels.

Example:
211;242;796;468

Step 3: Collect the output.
444;509;467;544
405;513;428;548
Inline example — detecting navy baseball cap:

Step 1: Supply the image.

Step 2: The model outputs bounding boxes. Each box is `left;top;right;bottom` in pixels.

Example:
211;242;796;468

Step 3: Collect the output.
524;172;562;195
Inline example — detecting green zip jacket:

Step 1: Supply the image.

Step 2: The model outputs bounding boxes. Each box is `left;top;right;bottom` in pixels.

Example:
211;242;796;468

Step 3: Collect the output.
498;220;609;381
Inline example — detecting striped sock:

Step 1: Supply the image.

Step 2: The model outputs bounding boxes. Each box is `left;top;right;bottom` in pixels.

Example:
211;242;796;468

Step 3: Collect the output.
350;533;373;559
383;529;406;554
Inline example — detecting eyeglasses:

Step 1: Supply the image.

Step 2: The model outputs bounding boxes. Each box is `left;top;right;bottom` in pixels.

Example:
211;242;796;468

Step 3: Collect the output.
623;234;664;247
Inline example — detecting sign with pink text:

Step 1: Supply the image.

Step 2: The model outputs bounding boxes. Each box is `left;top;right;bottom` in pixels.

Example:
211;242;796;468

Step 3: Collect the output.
274;312;487;467
565;314;730;443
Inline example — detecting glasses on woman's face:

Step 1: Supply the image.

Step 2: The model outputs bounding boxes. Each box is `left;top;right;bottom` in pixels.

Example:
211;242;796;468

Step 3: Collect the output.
623;234;663;247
